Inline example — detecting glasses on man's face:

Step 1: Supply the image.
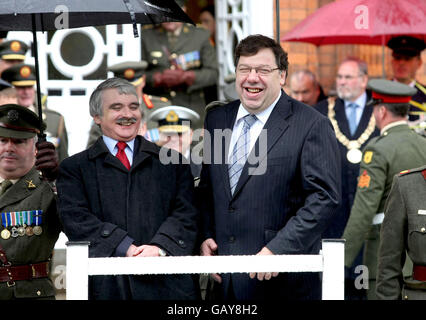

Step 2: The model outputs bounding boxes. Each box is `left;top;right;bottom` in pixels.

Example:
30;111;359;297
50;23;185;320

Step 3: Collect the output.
237;65;280;76
336;74;362;81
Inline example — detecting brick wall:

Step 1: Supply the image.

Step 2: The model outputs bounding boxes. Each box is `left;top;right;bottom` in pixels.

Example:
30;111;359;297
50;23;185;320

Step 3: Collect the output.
277;0;426;95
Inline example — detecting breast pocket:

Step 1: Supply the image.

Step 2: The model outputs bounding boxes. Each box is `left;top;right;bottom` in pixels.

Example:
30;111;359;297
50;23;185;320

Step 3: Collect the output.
407;214;426;257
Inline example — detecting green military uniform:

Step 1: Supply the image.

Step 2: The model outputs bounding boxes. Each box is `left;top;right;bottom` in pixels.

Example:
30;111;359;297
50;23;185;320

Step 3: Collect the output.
38;101;68;163
376;166;426;300
1;63;69;162
0;104;61;299
343;79;426;300
141;23;218;129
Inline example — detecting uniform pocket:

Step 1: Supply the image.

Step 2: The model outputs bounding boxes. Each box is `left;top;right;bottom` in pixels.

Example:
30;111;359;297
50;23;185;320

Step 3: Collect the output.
407;214;426;256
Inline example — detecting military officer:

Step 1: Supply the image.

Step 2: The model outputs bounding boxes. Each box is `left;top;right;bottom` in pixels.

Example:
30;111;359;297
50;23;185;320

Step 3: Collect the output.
387;36;426;122
1;63;68;162
376;165;426;300
86;61;171;148
148;106;201;179
140;0;218;130
343;79;426;300
0;104;61;300
0;40;28;77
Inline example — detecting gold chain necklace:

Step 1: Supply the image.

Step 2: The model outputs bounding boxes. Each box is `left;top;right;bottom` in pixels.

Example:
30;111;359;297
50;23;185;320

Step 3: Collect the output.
327;97;376;163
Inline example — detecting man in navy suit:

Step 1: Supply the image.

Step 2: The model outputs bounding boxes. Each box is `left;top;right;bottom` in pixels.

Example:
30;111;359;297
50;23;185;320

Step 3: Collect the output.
315;58;379;300
199;34;341;300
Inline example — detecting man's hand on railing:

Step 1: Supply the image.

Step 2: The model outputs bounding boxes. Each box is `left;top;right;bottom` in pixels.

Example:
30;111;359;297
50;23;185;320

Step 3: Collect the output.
200;238;222;283
249;247;279;281
128;244;162;257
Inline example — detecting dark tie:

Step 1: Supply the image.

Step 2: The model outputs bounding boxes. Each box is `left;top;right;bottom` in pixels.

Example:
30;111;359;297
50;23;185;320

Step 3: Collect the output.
116;141;130;170
347;103;358;135
228;114;257;194
0;180;12;195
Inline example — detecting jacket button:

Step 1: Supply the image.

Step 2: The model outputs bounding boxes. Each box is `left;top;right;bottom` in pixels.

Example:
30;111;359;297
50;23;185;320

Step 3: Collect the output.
37;290;41;296
421;227;426;233
229;236;235;243
178;240;185;246
101;230;110;237
228;206;235;213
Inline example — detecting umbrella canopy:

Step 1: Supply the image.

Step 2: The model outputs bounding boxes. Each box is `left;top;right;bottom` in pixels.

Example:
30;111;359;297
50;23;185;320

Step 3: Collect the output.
0;0;193;30
0;0;193;138
281;0;426;46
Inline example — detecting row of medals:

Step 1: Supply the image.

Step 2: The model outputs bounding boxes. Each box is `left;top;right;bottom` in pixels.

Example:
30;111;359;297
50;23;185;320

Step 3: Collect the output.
1;225;42;240
327;98;376;164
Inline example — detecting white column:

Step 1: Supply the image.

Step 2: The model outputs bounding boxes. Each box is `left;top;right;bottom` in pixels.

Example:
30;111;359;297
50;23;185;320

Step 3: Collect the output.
247;0;274;38
321;239;345;300
66;241;90;300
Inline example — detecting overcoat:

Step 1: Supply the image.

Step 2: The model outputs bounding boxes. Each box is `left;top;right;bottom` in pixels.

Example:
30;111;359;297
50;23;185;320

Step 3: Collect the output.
57;135;199;300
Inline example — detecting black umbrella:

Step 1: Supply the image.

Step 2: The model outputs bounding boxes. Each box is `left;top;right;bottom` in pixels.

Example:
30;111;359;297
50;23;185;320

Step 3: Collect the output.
0;0;193;140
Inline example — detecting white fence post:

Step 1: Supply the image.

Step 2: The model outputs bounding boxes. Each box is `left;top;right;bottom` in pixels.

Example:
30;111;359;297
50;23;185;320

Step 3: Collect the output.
66;241;90;300
321;239;345;300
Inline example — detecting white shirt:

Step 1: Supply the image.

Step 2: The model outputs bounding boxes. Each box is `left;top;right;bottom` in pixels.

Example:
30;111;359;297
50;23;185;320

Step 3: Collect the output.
344;92;367;127
228;91;281;163
102;135;135;166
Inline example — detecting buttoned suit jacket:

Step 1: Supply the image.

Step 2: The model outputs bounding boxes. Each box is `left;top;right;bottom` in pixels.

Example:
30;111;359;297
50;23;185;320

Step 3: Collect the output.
199;91;341;300
57;136;199;300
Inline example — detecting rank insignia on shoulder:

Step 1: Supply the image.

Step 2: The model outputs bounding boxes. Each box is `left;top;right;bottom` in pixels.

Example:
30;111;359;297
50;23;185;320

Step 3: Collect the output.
363;151;373;164
358;170;371;188
26;180;36;189
422;170;426;180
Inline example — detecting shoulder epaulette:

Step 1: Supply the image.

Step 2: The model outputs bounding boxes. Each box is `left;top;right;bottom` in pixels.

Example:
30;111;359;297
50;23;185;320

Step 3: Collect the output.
415;82;426;95
398;165;426;177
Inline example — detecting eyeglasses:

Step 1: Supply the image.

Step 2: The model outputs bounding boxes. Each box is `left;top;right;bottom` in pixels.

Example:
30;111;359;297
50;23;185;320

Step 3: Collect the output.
237;65;280;76
336;74;363;81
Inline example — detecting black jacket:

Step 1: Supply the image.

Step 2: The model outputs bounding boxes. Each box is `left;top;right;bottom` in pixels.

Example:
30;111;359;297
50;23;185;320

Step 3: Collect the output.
57;135;199;300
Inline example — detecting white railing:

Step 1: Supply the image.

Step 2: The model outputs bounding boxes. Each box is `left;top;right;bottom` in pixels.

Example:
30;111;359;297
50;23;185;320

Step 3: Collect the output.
66;239;345;300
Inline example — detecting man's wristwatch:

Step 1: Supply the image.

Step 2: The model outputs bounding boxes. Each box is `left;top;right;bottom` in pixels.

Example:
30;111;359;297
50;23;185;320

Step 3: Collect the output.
158;248;167;257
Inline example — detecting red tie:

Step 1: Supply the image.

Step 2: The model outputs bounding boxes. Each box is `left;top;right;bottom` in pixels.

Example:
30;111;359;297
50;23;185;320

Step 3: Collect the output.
116;141;130;170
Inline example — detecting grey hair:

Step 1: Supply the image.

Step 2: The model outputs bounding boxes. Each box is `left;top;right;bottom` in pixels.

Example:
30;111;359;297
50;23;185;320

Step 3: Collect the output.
290;69;319;87
341;57;368;76
89;77;139;117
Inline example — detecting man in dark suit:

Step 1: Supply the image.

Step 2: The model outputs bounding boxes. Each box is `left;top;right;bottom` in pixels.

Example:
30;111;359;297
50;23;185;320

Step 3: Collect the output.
315;57;379;299
56;78;199;300
199;34;341;300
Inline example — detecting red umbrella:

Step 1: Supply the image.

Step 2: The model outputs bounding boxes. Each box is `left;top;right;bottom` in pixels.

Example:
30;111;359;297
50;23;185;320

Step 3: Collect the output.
281;0;426;46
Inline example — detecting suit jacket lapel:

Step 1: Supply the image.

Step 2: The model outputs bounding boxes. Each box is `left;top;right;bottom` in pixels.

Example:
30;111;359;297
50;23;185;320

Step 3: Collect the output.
334;98;352;137
232;92;291;198
0;168;40;208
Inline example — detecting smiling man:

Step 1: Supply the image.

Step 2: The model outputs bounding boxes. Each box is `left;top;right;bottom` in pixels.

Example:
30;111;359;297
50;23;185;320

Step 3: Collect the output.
56;78;199;300
199;34;341;300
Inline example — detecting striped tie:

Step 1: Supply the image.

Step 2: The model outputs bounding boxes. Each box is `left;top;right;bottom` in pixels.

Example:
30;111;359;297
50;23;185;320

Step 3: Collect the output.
228;114;257;194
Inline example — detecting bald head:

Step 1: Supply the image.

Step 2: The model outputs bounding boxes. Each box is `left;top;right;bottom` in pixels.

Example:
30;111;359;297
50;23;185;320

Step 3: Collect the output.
289;70;320;106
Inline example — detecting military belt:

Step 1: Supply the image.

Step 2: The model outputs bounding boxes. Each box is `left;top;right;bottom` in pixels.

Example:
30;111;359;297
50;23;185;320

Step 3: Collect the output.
372;212;384;225
413;265;426;282
0;261;49;286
